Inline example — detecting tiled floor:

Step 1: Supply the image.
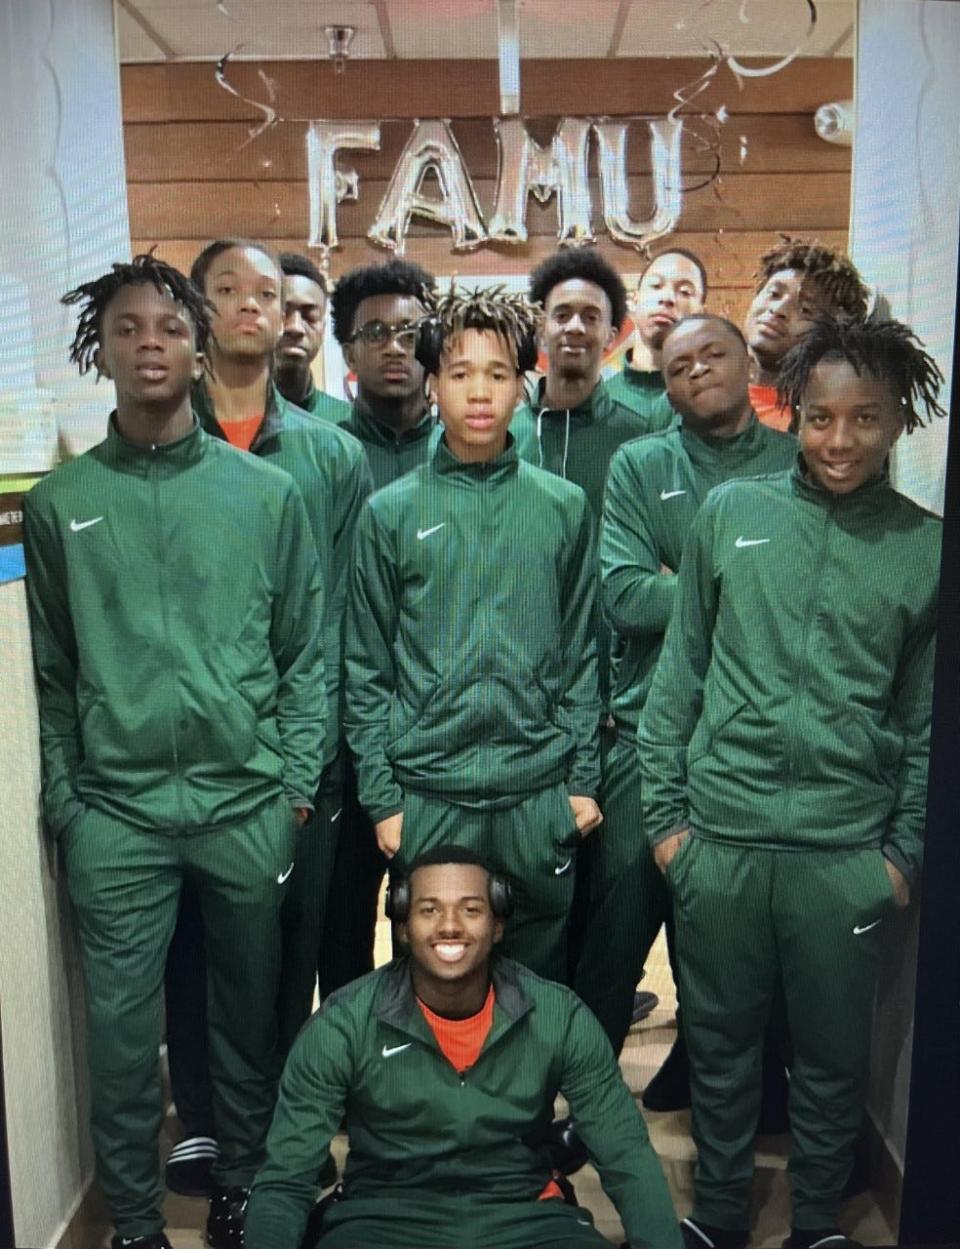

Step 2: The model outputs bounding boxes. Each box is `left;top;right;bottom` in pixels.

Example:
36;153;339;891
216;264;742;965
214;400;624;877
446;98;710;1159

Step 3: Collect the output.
93;918;895;1248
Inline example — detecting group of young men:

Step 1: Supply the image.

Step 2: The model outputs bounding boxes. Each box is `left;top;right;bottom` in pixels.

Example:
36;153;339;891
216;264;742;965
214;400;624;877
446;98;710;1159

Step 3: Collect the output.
22;230;944;1249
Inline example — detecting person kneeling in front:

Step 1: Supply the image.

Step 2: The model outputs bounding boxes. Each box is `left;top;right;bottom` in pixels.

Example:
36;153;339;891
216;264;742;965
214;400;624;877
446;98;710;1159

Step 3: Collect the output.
245;845;681;1249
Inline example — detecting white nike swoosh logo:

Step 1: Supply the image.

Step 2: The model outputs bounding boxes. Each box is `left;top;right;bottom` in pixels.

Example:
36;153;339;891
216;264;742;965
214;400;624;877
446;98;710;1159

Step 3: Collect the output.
660;489;686;500
70;517;104;532
417;523;445;540
382;1042;412;1058
735;536;771;548
330;807;342;823
277;862;295;884
554;856;573;876
853;920;881;935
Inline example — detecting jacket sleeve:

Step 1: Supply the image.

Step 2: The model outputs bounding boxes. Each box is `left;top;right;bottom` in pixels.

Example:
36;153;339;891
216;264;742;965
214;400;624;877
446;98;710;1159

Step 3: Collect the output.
22;489;85;837
245;1010;353;1249
601;446;677;637
882;612;936;882
638;499;719;847
271;483;327;808
561;998;681;1249
559;496;601;797
343;503;404;822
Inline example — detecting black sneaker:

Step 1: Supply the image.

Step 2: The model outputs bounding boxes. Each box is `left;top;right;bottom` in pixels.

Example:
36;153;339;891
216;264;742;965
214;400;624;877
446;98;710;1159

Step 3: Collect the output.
782;1232;864;1249
206;1184;249;1249
643;1034;691;1111
165;1134;220;1197
631;989;660;1024
111;1236;173;1249
681;1216;749;1249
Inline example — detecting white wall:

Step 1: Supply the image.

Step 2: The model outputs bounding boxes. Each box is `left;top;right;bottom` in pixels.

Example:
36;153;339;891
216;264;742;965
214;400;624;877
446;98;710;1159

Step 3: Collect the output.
849;0;960;1175
0;1;131;1243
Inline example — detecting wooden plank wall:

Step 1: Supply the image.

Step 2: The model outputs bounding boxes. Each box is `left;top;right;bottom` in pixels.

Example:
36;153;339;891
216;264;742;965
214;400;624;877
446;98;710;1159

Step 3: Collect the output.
123;57;852;323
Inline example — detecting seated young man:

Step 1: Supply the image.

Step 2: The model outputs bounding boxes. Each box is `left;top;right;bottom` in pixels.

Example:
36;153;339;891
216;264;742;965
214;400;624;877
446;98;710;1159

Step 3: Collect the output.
344;286;602;985
245;846;682;1249
639;316;944;1249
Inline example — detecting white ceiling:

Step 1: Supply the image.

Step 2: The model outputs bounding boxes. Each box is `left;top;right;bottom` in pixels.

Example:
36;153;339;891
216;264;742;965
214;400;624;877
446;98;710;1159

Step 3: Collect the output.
116;0;855;63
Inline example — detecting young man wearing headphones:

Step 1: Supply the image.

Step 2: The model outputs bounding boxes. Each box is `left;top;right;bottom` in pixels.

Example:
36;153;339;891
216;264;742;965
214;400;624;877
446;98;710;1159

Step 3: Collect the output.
245;846;681;1249
343;287;602;984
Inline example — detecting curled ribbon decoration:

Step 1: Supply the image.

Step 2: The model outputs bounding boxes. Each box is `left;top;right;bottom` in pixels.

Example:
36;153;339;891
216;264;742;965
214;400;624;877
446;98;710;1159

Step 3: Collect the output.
215;49;280;149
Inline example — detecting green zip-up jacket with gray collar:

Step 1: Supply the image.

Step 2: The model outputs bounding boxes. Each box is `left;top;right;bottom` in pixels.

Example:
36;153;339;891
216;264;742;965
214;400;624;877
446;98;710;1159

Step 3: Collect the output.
194;379;373;769
639;462;940;881
23;418;325;835
344;436;600;823
327;395;439;491
245;955;681;1249
604;417;796;738
603;350;677;431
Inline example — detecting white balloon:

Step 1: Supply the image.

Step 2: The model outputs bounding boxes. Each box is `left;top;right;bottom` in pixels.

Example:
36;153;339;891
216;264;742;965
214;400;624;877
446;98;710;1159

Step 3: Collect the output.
594;117;684;251
307;121;381;251
488;117;595;246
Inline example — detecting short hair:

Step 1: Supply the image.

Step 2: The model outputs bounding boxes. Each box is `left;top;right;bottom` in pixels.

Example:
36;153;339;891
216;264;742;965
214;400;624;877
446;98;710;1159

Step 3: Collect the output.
642;246;709;299
529;250;628;330
661;313;748;355
61;251;213;376
777;315;946;434
330;259;436;345
279;251;328;293
189;238;281;292
754;235;869;321
405;845;494;883
423;284;541;375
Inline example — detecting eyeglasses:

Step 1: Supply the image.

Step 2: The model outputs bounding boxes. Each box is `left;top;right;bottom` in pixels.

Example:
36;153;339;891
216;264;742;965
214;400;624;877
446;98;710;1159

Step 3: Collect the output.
348;319;418;347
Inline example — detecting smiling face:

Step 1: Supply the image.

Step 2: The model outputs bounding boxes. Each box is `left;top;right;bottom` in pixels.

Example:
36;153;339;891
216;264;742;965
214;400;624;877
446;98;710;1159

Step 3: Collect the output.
203;245;283;361
662;317;752;433
744;267;828;372
633;252;705;351
276;272;326;380
431;328;523;463
797;357;905;494
540;278;616;383
399;862;503;990
96;282;204;409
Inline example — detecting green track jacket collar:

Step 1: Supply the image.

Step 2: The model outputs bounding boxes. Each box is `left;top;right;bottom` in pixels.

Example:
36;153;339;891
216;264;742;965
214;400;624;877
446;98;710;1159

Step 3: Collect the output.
350;395;437;450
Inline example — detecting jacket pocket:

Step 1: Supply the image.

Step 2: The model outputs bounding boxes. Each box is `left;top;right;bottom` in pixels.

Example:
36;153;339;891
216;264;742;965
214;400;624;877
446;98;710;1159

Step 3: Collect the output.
686;700;747;768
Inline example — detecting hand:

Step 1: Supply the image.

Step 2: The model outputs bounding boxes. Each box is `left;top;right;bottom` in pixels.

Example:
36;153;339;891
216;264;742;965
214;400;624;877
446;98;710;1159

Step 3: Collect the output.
375;811;403;859
654;828;689;875
884;857;910;909
659;562;674;575
293;807;310;828
569;795;603;838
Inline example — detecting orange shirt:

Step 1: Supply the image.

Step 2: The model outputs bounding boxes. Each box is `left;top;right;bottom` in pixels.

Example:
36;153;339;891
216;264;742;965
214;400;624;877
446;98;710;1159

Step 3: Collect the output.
219;414;264;451
417;985;494;1074
748;384;792;434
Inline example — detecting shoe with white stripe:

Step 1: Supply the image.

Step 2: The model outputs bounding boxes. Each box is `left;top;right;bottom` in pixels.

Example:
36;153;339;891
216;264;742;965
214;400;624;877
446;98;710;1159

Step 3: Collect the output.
110;1236;173;1249
681;1217;749;1249
164;1134;220;1197
782;1232;864;1249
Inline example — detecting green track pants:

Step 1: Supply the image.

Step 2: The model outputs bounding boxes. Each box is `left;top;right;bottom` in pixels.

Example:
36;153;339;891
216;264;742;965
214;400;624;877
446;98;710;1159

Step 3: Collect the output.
316;1192;611;1248
574;734;671;1050
63;797;296;1237
396;785;580;983
669;837;895;1231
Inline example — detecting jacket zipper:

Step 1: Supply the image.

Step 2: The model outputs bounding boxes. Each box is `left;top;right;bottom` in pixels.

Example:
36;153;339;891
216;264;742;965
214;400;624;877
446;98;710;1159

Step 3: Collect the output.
151;450;185;827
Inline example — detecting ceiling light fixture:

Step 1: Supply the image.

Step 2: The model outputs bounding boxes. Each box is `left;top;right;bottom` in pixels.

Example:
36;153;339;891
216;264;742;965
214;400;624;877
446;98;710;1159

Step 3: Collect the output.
325;25;356;74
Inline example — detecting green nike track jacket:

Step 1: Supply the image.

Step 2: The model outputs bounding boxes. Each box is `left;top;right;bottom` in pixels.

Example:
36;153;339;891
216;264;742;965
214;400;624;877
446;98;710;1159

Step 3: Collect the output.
639;463;940;881
603;352;677;430
344;436;600;823
23;418;326;835
604;418;796;738
194;381;373;768
245;955;681;1249
325;397;439;492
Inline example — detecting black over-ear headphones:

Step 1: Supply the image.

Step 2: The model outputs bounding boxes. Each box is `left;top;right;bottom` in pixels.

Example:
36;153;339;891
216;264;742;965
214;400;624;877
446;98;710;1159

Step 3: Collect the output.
414;317;539;377
385;870;514;923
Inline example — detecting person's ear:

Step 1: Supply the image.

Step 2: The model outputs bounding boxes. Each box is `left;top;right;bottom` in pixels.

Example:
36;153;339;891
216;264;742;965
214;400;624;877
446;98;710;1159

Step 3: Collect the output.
191;352;205;383
94;348;111;382
492;919;505;946
343;341;357;373
426;373;439;406
605;322;619;351
512;375;525;407
395;922;409;947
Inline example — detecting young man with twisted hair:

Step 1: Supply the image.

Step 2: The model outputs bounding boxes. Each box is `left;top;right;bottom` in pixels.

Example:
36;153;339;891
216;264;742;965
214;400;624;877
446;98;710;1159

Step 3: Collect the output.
23;254;326;1249
345;286;602;984
744;235;870;431
640;315;944;1249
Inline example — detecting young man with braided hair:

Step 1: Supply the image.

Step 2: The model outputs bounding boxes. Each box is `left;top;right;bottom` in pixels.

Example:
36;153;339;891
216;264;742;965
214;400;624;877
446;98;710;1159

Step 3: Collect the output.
345;286;602;985
22;254;326;1249
744;235;870;431
640;315;945;1249
245;845;681;1249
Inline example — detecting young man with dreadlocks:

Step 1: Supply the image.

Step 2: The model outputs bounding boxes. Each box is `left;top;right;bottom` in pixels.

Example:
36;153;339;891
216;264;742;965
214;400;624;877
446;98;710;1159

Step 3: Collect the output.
274;250;349;421
639;315;945;1249
22;254;326;1249
743;235;870;432
161;238;372;1202
344;286;601;985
